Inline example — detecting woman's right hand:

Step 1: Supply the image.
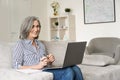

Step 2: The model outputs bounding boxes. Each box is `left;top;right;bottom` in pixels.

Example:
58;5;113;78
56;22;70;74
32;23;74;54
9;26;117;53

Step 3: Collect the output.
37;57;48;69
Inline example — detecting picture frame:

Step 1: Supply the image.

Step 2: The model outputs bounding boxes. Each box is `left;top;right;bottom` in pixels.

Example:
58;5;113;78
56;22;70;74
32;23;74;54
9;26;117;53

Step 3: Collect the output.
83;0;116;24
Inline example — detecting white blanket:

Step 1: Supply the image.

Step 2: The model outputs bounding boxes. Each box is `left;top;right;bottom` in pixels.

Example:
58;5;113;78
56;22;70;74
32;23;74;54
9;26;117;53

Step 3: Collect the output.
79;65;120;80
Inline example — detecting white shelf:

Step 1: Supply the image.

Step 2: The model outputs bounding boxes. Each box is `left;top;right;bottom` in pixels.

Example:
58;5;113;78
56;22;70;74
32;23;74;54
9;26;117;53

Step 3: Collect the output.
49;15;76;41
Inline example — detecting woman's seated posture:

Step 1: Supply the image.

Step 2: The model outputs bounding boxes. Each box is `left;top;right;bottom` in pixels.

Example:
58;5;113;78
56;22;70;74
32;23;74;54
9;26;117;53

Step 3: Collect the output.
12;16;83;80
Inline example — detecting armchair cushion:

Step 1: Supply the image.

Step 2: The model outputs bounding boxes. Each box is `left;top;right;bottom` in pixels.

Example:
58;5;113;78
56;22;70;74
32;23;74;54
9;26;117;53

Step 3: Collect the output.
82;54;115;66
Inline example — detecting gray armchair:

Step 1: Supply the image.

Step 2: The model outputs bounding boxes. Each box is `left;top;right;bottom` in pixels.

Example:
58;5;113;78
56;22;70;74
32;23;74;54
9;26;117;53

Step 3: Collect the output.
86;37;120;64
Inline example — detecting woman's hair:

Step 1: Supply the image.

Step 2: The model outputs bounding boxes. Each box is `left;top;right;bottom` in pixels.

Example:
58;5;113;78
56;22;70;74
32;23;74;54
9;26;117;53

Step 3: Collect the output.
19;16;41;39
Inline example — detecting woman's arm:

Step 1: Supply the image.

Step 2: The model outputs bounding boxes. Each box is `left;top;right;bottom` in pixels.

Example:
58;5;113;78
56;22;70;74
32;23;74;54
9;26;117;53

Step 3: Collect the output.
20;54;55;69
12;41;24;69
19;57;48;69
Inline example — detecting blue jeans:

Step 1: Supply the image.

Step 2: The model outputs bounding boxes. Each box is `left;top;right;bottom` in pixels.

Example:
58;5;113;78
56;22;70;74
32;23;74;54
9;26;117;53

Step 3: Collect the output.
43;65;83;80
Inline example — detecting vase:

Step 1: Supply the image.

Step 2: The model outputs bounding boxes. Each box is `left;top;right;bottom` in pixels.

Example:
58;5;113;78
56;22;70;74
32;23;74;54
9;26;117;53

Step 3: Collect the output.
53;9;58;16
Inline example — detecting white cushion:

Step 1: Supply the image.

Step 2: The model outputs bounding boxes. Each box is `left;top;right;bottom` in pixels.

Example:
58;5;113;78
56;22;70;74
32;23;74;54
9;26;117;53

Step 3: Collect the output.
0;68;53;80
42;41;68;67
82;54;115;66
91;52;114;58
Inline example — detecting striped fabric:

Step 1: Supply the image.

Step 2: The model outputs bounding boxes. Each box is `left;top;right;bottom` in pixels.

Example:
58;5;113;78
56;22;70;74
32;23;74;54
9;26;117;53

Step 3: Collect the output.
12;39;46;69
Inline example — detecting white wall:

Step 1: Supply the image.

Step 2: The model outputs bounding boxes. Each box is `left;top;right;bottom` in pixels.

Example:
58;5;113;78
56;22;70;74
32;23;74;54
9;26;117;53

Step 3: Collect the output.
0;0;11;42
0;0;120;42
0;0;33;42
0;0;48;42
47;0;120;42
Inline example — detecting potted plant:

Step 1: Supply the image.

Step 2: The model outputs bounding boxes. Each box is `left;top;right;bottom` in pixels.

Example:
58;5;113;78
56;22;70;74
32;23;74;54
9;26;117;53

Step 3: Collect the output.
65;8;71;13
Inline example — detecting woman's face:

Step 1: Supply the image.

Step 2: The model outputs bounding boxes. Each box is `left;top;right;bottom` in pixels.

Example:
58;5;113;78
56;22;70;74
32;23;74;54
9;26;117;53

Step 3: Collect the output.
27;20;40;40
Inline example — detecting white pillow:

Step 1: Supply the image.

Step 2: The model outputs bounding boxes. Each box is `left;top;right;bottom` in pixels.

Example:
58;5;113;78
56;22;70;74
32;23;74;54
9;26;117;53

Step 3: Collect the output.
82;54;115;66
42;41;68;67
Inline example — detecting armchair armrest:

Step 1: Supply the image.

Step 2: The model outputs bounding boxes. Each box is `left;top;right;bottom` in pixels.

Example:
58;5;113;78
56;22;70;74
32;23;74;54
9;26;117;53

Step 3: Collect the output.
85;45;94;55
115;45;120;64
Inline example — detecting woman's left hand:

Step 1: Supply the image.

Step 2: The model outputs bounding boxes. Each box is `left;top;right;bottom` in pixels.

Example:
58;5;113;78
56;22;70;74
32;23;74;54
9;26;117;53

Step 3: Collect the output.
47;54;55;63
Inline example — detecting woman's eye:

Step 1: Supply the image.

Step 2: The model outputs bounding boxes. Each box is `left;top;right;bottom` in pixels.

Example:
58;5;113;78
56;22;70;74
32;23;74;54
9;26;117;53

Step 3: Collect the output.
32;25;35;28
32;25;40;28
36;25;40;27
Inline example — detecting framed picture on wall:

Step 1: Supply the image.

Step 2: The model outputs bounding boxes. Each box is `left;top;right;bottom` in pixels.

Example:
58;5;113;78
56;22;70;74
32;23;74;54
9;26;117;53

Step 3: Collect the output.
83;0;116;24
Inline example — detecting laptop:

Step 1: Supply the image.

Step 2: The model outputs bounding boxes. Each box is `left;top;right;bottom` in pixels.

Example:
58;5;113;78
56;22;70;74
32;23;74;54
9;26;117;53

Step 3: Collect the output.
44;41;87;70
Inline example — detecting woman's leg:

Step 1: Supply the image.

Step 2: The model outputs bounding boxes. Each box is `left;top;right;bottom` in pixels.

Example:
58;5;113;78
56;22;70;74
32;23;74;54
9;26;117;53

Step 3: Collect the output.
71;65;83;80
43;67;74;80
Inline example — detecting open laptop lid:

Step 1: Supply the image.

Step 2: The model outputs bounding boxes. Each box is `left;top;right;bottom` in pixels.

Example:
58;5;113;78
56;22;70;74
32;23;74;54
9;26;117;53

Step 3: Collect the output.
63;41;87;68
43;41;87;70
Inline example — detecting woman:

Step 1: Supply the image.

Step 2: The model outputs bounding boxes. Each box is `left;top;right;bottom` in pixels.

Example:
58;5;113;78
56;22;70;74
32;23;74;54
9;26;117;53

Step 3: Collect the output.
12;16;83;80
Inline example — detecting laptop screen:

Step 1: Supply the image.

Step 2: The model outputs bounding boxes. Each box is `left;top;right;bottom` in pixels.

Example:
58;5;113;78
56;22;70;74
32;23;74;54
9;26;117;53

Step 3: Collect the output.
63;41;87;67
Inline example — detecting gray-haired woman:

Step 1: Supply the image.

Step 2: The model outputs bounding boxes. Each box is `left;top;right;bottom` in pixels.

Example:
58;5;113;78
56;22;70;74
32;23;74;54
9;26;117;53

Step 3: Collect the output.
12;16;83;80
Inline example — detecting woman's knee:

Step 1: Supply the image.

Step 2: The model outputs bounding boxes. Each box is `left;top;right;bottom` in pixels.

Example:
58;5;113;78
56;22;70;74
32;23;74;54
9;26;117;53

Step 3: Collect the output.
66;67;72;71
62;67;74;80
72;65;81;71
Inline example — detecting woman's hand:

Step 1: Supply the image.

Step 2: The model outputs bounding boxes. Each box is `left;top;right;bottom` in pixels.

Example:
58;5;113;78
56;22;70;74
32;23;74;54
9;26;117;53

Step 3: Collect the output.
37;56;48;69
47;54;55;63
37;54;55;69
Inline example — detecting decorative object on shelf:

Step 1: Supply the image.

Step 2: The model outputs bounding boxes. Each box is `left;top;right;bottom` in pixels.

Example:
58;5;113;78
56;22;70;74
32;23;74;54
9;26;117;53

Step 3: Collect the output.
53;30;60;41
52;21;59;28
53;36;60;41
63;30;69;41
51;1;60;16
65;8;71;15
54;21;59;26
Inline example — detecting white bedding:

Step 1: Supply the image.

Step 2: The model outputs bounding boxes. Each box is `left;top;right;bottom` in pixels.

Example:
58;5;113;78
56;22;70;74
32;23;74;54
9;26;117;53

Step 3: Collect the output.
79;65;120;80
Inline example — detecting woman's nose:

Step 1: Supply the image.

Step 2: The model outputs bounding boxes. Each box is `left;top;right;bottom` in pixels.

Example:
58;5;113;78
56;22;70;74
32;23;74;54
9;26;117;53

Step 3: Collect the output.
34;26;39;31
